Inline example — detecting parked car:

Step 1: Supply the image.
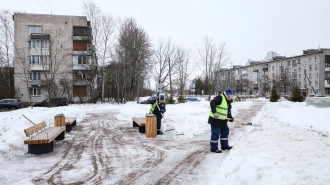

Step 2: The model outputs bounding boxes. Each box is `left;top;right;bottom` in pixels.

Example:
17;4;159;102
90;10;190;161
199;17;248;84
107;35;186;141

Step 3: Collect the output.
140;97;158;104
186;97;201;102
0;99;23;110
33;97;69;107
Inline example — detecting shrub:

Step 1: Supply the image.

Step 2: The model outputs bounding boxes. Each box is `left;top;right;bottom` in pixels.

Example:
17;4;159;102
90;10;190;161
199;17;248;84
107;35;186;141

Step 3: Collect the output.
290;86;305;102
166;96;175;104
234;96;241;102
177;95;186;103
270;86;280;102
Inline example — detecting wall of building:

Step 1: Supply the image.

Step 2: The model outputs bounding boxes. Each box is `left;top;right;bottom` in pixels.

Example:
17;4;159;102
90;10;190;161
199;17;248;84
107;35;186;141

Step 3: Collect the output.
14;13;89;103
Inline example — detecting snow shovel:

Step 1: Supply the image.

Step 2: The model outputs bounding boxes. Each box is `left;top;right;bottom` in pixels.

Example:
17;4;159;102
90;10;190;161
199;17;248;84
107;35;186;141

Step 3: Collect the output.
22;114;36;125
227;118;252;125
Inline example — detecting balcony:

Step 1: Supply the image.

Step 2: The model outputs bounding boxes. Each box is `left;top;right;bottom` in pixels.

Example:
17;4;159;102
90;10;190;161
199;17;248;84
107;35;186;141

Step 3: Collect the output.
262;67;268;72
30;80;41;86
30;33;49;40
325;81;330;88
30;48;49;55
73;80;91;86
72;51;91;55
73;36;92;42
73;64;91;70
326;63;330;71
253;84;259;89
30;80;48;86
73;26;92;36
30;64;49;71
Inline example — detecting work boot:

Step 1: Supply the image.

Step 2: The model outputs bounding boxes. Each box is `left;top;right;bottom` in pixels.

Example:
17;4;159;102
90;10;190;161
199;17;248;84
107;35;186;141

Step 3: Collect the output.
221;146;233;150
210;149;222;153
157;131;163;135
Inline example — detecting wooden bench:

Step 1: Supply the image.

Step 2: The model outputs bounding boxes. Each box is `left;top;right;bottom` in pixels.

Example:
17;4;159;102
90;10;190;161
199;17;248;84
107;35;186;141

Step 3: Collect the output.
64;117;77;132
24;121;66;154
132;117;146;133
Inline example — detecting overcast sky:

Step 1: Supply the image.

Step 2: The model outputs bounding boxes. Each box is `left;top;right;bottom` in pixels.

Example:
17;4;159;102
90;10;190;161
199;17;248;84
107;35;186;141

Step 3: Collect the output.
3;0;330;66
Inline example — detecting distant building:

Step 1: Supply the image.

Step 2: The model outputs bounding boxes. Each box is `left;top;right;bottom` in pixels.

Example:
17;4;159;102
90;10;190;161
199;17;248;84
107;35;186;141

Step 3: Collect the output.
13;13;96;103
219;48;330;96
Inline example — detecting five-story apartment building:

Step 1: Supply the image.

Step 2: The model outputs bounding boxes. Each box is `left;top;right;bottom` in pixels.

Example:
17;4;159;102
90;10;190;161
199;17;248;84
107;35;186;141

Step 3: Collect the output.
13;13;96;103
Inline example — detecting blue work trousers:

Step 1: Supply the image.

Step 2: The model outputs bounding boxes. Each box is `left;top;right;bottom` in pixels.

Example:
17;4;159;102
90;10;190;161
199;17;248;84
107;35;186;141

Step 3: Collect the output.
157;118;162;132
210;125;230;150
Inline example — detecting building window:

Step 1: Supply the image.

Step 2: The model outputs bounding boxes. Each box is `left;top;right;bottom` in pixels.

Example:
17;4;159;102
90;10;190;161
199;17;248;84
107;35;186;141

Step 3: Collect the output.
315;64;318;70
315;81;318;85
29;72;41;80
29;26;41;35
78;56;89;64
30;55;48;65
31;39;49;49
287;61;291;66
29;87;41;96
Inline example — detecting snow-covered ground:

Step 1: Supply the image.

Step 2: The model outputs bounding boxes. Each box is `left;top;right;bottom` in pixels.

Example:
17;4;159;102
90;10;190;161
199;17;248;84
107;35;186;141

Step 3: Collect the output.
0;97;329;184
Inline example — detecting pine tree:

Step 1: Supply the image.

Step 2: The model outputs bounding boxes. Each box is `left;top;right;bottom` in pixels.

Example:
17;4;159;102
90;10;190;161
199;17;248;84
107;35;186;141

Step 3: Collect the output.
270;86;279;102
290;86;305;102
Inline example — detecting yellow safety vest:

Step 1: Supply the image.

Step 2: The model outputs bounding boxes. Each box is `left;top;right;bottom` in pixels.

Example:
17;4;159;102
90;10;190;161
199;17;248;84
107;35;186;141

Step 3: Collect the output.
209;94;228;120
149;100;158;114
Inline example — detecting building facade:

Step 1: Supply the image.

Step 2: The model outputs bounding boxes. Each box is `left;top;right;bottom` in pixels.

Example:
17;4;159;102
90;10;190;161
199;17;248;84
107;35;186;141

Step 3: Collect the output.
13;13;96;103
219;49;330;97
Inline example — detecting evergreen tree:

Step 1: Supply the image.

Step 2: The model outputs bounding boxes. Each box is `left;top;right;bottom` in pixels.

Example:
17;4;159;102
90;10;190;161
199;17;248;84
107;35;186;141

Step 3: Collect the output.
290;86;305;102
270;85;280;102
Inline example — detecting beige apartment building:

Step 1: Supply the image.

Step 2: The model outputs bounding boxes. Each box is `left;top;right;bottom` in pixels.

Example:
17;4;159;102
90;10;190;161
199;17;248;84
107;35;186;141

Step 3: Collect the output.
219;49;330;97
13;13;96;103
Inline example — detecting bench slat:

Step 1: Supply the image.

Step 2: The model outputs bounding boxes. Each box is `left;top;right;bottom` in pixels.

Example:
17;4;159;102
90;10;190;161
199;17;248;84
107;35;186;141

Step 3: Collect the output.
24;122;47;137
132;117;145;126
65;117;77;125
24;127;66;144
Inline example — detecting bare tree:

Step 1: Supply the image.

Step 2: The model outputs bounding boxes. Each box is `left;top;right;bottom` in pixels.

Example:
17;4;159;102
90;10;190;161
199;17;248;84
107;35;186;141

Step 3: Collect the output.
38;29;69;106
0;10;15;99
98;14;116;102
114;17;152;103
82;0;102;102
175;46;192;96
153;38;176;92
265;51;280;62
197;36;230;99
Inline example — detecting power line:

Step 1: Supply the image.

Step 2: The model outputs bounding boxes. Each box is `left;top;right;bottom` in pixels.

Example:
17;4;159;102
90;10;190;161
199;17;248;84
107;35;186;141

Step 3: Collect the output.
48;0;58;13
44;0;56;14
36;0;48;13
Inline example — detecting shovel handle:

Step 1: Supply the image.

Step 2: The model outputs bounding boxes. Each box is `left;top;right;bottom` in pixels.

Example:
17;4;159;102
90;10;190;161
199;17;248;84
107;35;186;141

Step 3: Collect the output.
227;118;252;125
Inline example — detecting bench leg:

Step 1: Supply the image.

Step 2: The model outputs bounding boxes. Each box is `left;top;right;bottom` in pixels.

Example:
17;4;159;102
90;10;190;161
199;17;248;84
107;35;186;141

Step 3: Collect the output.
72;120;76;126
55;131;65;140
66;125;72;132
28;141;53;154
133;121;139;127
139;126;145;133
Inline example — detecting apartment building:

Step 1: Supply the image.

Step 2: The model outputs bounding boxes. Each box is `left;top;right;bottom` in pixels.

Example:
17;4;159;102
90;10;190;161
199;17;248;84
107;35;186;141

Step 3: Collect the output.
13;13;96;103
219;49;330;96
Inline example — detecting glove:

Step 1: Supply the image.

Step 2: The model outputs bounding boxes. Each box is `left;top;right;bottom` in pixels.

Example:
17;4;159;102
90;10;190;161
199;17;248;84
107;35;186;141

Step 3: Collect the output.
213;112;219;119
228;116;234;122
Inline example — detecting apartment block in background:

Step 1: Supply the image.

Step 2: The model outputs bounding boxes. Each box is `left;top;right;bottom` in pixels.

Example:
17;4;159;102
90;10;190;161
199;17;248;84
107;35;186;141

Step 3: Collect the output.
219;48;330;97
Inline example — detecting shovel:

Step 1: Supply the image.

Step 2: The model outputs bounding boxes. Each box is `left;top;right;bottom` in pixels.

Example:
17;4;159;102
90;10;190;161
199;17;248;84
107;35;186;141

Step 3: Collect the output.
227;118;252;125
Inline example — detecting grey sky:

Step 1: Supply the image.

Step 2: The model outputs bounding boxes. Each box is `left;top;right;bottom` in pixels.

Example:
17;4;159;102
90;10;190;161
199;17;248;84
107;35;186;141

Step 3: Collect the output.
3;0;330;67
